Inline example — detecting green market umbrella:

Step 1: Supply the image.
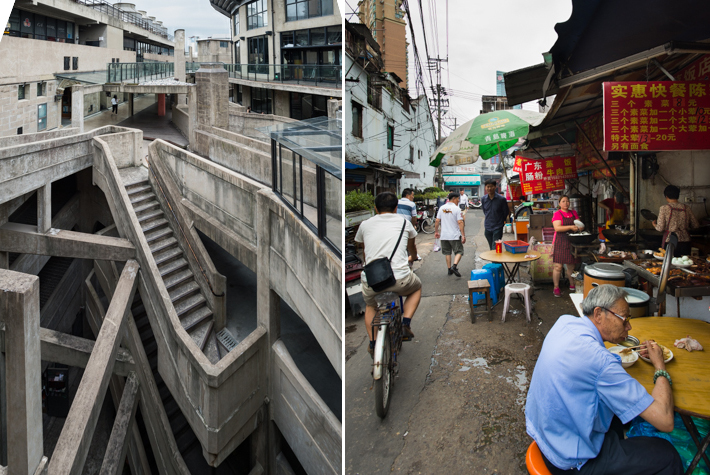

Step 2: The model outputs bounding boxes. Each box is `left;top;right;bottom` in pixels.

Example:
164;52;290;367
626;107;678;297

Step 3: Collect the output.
429;117;479;167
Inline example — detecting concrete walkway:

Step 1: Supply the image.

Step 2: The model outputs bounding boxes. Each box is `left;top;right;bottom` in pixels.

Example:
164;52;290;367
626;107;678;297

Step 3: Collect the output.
83;94;157;131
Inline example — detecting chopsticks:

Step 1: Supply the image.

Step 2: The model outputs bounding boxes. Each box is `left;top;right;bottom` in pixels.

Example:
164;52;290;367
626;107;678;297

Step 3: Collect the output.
619;344;646;351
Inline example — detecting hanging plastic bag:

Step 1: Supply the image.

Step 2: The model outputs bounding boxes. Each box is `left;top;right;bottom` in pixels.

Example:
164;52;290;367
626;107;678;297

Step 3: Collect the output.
433;238;441;252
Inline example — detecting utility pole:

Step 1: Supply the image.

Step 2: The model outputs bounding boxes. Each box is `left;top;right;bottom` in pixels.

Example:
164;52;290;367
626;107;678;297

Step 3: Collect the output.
428;56;448;188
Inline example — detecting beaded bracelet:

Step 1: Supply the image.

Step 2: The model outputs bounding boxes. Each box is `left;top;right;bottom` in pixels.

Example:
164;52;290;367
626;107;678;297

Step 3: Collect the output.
653;369;672;386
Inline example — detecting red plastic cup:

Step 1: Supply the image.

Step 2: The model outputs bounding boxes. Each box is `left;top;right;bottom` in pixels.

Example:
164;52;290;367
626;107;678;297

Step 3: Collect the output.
495;240;503;253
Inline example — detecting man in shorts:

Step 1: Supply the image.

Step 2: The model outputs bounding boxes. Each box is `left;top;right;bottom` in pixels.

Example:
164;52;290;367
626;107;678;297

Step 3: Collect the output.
435;192;466;277
355;192;422;356
459;189;469;214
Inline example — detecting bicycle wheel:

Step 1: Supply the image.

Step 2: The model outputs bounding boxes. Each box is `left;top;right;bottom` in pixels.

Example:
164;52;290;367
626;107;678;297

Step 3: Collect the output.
374;331;393;418
420;217;435;234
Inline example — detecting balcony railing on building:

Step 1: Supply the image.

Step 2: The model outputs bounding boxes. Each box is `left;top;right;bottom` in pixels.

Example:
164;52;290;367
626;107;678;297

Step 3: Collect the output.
70;0;174;41
260;117;342;255
107;62;175;84
186;63;341;87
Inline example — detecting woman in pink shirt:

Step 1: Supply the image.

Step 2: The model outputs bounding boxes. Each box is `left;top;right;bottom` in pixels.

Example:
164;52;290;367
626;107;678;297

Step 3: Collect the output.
552;195;581;297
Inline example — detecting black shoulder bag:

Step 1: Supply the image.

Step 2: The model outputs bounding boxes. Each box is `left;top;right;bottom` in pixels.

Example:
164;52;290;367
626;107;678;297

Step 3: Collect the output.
363;220;407;292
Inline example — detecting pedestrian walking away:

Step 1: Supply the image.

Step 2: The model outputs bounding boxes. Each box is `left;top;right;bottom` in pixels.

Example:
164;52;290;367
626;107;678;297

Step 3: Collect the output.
435;192;465;277
355;192;422;357
111;95;118;114
397;188;418;229
551;195;581;297
526;285;682;475
481;179;509;250
459;189;469;215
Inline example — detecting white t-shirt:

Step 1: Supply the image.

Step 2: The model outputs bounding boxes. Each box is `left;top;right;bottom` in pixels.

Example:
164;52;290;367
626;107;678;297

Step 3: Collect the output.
437;202;463;240
111;98;117;106
459;193;468;206
354;213;417;283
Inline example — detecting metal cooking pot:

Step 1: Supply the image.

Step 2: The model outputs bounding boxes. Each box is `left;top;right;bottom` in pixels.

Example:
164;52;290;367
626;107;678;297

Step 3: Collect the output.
622;287;650;319
584;263;626;297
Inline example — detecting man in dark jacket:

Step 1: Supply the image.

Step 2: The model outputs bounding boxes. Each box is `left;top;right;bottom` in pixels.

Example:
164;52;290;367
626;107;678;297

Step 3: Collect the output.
481;179;509;250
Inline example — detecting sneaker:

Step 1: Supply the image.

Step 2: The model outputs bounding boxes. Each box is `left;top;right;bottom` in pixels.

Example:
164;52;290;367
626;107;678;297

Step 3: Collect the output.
553;287;561;298
569;284;576;292
402;326;415;341
448;267;453;275
451;265;461;277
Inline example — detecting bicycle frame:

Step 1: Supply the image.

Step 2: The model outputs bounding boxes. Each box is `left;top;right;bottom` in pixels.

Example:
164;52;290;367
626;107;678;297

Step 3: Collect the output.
372;296;403;380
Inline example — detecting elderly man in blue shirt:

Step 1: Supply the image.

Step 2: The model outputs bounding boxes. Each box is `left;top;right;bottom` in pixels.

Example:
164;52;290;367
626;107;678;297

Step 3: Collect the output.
526;285;682;475
481;179;509;250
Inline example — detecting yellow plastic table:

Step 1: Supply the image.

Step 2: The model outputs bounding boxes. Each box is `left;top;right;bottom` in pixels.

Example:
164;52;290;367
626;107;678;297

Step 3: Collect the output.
605;317;710;474
479;250;541;284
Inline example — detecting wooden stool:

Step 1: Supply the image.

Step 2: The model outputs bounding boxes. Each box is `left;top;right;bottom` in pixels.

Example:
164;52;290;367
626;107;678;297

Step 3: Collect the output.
525;440;552;475
468;279;492;323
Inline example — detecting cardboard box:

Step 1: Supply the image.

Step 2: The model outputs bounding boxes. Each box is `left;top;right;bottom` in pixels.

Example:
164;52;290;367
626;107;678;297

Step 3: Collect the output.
530;214;546;228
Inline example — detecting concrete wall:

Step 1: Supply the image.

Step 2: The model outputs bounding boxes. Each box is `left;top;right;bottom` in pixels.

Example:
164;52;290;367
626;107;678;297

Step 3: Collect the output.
274;90;289;117
172;104;190;138
0;81;61;137
81;24;110;47
197;40;232;64
227;107;295;139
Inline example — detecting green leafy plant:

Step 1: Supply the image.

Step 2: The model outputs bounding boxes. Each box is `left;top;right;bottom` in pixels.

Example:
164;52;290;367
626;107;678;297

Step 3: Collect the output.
345;190;375;213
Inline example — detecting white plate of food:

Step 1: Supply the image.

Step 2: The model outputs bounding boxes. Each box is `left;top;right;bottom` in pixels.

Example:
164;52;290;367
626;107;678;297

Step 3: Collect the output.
638;344;673;364
574;220;585;231
608;346;639;368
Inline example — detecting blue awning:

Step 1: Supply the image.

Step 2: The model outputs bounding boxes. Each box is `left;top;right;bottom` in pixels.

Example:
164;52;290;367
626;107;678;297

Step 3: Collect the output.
346;162;365;169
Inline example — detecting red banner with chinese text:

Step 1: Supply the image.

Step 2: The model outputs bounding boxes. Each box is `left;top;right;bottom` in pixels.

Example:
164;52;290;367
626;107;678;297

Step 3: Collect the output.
603;81;710;152
513;155;577;195
674;55;710;82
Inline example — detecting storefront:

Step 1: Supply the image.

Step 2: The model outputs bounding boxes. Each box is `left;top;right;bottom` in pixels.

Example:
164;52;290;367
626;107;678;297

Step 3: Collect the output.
443;174;481;196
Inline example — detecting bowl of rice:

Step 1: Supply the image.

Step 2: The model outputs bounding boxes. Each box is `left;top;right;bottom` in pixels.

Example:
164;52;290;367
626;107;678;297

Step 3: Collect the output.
608;345;639;368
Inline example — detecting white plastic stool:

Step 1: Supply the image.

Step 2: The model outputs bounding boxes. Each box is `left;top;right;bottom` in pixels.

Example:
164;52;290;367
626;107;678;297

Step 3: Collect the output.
502;283;532;323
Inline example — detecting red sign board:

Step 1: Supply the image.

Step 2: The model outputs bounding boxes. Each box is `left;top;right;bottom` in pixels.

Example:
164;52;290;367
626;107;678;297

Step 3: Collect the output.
603;81;710;152
513;155;577;195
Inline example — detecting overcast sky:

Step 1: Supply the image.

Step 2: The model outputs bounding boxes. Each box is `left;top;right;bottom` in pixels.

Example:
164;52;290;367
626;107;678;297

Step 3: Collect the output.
345;0;573;136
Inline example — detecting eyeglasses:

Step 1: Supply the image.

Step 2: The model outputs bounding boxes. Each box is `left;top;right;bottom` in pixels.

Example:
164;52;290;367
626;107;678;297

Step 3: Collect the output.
601;307;631;326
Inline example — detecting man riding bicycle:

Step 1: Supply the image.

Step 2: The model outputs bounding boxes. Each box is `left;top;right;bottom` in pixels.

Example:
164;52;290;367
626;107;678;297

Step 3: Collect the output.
355;192;422;357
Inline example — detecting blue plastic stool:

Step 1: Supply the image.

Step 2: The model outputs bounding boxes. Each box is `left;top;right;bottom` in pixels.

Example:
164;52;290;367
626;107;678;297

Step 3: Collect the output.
483;263;505;299
470;269;497;305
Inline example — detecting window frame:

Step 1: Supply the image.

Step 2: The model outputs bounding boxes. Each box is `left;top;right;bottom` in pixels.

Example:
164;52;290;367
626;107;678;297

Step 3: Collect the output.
18;84;26;100
37;103;47;131
387;124;394;150
351;101;363;138
285;0;333;21
246;0;268;30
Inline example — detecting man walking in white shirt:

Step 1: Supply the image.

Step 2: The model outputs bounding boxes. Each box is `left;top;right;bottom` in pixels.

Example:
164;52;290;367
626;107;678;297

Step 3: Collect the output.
459;189;469;215
435;192;466;277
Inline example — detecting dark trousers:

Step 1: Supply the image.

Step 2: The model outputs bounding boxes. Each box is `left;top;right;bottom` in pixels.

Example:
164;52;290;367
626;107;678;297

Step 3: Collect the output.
112;104;118;114
542;417;683;475
484;228;503;250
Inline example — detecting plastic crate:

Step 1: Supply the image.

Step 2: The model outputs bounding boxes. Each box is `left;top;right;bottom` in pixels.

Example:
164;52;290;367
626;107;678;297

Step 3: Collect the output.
503;240;529;254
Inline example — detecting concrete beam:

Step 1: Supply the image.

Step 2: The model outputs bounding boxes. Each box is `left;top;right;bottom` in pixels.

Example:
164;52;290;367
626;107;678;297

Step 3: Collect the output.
99;372;140;475
227;77;342;98
0;223;135;261
47;260;139;475
0;328;134;378
71;86;84;134
36;184;51;235
0;270;43;475
102;84;193;94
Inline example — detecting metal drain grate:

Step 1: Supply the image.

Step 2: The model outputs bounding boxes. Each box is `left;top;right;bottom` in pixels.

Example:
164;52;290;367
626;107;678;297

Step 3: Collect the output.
216;328;238;352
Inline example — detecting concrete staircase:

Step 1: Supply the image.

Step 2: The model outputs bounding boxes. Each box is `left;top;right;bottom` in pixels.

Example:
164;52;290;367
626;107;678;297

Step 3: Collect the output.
125;179;223;364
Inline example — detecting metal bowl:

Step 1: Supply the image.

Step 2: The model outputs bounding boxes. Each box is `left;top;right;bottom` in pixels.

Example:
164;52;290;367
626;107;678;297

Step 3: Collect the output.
568;232;597;245
603;229;635;243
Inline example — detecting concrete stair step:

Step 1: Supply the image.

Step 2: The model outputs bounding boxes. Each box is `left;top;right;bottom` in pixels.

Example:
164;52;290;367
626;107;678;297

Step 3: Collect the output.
159;258;188;278
163;269;194;291
144;226;173;244
137;209;164;224
153;246;183;266
127;184;151;196
140;217;168;233
129;192;155;206
149;236;177;254
179;303;211;330
169;281;200;304
133;200;161;216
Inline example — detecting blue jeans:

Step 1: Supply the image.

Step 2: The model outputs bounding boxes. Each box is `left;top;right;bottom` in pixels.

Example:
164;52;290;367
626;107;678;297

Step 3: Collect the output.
484;228;504;250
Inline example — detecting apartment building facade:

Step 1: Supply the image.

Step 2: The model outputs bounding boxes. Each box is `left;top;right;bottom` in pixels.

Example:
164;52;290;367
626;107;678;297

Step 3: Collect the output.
357;0;408;88
209;0;341;119
0;0;175;137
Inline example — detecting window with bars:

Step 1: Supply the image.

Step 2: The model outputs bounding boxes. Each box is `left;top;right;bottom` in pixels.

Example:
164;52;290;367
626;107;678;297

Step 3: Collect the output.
246;0;268;30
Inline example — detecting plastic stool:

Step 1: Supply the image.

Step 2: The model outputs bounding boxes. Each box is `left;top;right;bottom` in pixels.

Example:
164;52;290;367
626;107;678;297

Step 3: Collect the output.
502;283;532;322
526;441;552;475
483;263;504;299
470;269;497;304
467;279;492;323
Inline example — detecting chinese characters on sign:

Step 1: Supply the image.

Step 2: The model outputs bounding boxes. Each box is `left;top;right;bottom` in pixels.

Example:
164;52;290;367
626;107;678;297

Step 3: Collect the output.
513;155;577;195
603;81;710;151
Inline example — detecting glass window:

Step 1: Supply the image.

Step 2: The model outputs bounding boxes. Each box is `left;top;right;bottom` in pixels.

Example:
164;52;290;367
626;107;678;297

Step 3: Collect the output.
326;26;341;44
310;28;325;45
37;82;45;96
308;0;321;17
34;14;46;40
248;36;268;74
322;0;333;15
67;22;73;40
233;11;240;36
8;9;21;36
220;41;228;48
57;20;66;42
295;30;308;46
352;102;362;137
38;104;47;131
20;11;33;38
235;40;241;63
387;125;394;150
281;32;294;47
246;0;267;30
251;87;272;114
46;17;56;40
286;0;331;20
18;84;25;100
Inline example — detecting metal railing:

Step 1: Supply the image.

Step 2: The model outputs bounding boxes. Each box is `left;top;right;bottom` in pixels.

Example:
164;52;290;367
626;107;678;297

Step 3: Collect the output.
71;0;174;41
186;62;341;87
107;62;174;84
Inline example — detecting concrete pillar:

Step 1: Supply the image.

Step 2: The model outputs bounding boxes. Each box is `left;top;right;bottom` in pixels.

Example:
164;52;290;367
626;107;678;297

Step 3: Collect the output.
129;93;134;117
188;89;197;147
0;252;8;270
174;29;187;106
157;94;166;117
37;183;51;234
195;63;228;130
71;85;84;133
0;270;44;475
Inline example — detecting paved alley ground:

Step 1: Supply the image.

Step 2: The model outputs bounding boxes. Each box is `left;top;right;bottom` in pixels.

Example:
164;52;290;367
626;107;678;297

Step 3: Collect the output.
345;209;579;474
